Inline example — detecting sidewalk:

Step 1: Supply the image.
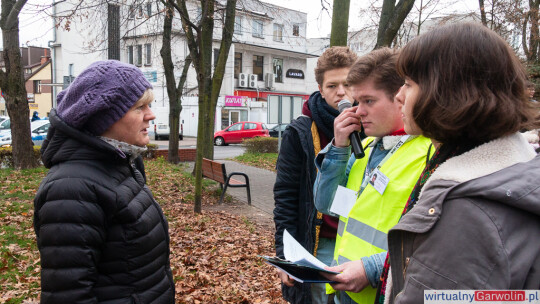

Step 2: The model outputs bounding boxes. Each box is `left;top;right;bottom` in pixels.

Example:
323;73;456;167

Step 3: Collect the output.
185;159;277;216
219;160;276;215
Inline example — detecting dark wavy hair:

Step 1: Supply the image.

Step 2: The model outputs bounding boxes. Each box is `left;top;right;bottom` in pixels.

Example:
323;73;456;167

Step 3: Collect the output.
315;46;358;86
397;22;540;144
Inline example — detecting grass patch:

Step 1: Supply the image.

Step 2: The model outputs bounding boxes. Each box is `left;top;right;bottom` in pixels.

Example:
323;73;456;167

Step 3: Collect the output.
232;152;278;172
0;166;47;300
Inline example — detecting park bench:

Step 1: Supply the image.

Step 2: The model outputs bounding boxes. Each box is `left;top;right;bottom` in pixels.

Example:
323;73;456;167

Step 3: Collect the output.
202;158;251;205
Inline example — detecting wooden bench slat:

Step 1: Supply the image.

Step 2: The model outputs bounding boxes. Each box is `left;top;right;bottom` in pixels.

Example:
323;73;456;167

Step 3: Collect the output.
201;158;251;205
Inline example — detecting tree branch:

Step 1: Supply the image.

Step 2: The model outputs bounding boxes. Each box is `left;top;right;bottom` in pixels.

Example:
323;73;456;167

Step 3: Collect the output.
213;0;236;82
177;55;192;97
4;0;28;30
172;0;200;70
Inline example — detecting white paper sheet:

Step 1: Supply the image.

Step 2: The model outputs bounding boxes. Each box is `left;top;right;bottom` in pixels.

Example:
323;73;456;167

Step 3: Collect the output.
329;185;357;217
283;229;328;269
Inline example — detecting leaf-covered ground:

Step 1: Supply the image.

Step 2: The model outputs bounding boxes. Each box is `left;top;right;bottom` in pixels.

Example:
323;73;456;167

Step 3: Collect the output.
0;158;286;303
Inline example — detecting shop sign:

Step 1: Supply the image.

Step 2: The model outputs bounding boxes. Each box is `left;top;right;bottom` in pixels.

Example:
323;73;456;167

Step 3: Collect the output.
27;93;35;102
29;103;38;109
286;69;304;79
143;71;158;83
225;95;248;107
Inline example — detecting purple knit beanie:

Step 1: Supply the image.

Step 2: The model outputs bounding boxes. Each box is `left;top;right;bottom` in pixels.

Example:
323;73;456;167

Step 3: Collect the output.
56;60;152;135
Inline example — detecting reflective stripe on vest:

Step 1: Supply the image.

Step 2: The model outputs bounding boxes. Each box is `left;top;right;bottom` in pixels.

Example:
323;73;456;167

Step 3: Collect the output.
333;135;432;304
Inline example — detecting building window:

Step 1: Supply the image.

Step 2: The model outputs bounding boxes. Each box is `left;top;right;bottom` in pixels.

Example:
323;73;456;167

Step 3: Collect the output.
194;6;202;23
107;4;120;60
273;58;283;83
234;52;242;78
252;19;263;38
136;45;142;66
128;5;135;19
127;46;134;64
145;43;152;65
253;55;264;81
273;24;283;42
213;48;220;68
137;5;144;18
293;24;300;36
146;2;152;17
33;80;41;94
234;16;242;35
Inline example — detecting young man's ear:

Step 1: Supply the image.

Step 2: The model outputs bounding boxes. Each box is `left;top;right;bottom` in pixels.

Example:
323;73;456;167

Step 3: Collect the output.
319;85;323;98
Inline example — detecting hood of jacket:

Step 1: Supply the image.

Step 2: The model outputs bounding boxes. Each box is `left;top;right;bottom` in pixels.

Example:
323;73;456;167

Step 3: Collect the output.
41;109;127;168
394;132;539;233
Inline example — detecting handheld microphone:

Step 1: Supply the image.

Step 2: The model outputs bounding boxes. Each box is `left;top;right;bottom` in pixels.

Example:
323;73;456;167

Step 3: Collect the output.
337;100;365;159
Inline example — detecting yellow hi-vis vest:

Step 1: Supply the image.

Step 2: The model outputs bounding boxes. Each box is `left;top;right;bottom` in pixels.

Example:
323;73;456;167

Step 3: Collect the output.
332;135;432;304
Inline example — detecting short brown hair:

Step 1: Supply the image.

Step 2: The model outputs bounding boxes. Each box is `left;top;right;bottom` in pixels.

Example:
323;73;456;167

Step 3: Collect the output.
346;47;403;100
315;46;358;86
397;22;540;144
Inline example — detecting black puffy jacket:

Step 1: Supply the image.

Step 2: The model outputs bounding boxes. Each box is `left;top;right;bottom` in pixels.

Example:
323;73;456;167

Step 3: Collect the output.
34;109;175;303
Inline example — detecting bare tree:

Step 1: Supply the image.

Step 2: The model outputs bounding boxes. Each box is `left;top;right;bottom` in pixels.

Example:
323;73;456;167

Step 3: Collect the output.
168;0;236;213
330;0;350;46
0;0;38;169
375;0;416;48
160;2;191;163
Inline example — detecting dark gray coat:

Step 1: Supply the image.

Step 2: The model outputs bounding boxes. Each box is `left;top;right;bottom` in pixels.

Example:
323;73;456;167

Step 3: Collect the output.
34;110;175;303
388;134;540;304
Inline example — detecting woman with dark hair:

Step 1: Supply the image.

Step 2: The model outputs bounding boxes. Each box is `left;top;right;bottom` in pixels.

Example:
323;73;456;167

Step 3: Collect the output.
379;23;540;303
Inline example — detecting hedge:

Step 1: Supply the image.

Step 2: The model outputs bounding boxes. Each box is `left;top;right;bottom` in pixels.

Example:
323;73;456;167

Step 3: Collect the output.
242;137;278;153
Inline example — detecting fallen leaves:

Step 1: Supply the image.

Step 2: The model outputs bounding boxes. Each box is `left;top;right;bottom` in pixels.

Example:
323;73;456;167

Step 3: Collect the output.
0;160;287;303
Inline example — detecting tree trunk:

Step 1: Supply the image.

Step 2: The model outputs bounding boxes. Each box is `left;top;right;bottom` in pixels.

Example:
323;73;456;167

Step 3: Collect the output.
529;0;540;63
479;0;488;26
161;4;191;164
374;0;415;49
173;0;236;213
0;0;36;170
329;0;350;46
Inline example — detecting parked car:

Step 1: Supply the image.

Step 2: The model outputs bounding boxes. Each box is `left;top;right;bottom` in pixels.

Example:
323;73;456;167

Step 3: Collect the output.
0;120;50;147
153;122;183;140
0;118;10;134
268;124;288;138
213;121;269;146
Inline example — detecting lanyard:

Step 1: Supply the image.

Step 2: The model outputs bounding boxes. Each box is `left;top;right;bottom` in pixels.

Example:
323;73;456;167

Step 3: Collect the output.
357;135;411;196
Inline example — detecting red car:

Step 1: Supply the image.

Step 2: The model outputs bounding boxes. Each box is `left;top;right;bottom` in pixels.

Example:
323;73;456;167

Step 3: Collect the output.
214;121;269;146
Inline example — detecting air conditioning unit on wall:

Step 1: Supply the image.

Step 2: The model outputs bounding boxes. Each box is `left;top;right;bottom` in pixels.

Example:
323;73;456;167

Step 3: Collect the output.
265;73;274;89
238;73;248;87
248;74;258;88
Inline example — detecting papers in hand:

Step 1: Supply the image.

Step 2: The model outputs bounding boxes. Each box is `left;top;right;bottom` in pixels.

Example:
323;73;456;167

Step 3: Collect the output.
261;229;339;283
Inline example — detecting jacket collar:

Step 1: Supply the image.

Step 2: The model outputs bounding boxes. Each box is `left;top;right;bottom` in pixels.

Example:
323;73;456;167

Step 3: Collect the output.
423;132;535;193
393;133;537;234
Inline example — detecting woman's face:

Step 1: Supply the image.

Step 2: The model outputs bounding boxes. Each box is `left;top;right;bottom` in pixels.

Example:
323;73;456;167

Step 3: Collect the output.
102;93;156;147
395;78;422;135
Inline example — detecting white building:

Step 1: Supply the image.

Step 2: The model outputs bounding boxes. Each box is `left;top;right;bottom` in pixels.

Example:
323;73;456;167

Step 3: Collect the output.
50;0;318;136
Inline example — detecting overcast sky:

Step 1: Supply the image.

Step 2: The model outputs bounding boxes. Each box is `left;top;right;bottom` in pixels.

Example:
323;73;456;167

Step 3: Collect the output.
13;0;480;48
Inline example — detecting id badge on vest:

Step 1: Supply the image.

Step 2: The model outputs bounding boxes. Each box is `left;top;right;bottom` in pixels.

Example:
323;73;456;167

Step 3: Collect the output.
369;168;389;195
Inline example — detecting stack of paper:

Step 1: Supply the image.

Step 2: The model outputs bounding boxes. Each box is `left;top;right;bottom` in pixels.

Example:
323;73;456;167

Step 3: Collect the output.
261;229;339;283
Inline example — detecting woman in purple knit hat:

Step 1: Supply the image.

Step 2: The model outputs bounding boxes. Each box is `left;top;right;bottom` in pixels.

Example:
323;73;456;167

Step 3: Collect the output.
33;60;175;303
